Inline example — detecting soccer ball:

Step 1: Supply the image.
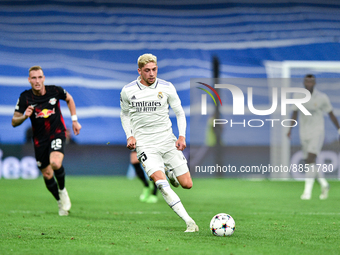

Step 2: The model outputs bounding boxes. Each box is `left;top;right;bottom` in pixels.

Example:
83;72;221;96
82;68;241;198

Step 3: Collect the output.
210;213;235;237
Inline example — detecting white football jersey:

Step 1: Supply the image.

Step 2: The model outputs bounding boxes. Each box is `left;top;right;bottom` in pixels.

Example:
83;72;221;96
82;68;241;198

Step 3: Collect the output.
120;77;185;147
292;88;332;139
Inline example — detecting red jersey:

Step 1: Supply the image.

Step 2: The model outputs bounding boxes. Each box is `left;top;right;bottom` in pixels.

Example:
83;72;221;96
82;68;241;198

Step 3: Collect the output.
15;85;67;146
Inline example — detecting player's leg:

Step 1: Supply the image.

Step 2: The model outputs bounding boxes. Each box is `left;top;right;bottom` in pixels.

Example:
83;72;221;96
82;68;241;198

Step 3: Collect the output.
40;163;68;216
159;145;198;231
171;165;198;232
305;134;329;200
139;147;198;232
147;182;158;203
41;164;60;201
165;167;180;188
145;181;158;203
34;142;61;203
50;138;71;212
50;151;65;188
150;170;198;232
312;134;329;199
301;152;317;200
175;168;193;189
317;171;329;200
131;151;153;202
131;151;149;187
163;143;190;188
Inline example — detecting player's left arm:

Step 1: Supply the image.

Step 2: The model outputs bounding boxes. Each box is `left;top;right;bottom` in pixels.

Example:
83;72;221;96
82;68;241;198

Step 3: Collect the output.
168;84;187;151
172;105;186;151
328;111;340;134
65;92;82;135
287;110;298;139
323;94;340;134
120;88;134;146
175;135;186;151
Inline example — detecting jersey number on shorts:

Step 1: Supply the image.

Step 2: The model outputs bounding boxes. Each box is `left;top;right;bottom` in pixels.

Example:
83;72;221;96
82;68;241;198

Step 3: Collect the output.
139;152;147;162
51;138;62;150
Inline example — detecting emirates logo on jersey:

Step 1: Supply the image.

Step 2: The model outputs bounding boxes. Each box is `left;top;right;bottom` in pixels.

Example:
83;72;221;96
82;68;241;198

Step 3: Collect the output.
35;108;55;118
131;101;161;113
49;98;57;105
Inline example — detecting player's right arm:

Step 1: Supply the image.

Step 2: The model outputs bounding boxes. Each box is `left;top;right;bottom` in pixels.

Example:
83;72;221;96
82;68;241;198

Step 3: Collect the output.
287;110;298;138
120;88;135;149
12;105;34;127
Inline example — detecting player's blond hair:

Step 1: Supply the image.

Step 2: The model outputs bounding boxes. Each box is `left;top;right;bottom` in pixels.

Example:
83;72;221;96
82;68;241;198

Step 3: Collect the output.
29;66;43;75
137;54;157;69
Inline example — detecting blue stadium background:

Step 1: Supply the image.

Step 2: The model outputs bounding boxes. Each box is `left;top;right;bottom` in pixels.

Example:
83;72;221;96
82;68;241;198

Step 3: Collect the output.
1;0;340;178
1;0;340;146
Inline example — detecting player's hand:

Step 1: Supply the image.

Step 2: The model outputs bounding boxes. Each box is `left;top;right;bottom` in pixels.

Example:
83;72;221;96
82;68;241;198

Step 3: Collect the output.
72;121;82;135
25;105;34;118
176;136;186;151
127;136;136;150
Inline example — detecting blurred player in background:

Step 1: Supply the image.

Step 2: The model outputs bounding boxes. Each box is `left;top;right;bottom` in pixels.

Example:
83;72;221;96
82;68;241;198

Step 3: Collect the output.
120;53;198;232
130;151;158;203
287;74;340;200
12;66;82;216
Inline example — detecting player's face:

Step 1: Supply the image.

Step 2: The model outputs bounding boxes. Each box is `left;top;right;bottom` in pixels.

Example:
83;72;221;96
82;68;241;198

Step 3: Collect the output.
304;78;315;92
28;70;45;94
138;62;158;86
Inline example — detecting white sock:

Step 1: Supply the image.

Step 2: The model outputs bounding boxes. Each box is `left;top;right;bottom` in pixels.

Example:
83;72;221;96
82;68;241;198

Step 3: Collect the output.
303;164;315;195
303;178;314;195
316;170;329;188
155;180;193;224
317;178;328;188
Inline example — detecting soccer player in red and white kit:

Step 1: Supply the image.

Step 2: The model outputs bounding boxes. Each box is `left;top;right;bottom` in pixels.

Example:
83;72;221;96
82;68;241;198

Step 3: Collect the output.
120;54;198;232
12;66;82;216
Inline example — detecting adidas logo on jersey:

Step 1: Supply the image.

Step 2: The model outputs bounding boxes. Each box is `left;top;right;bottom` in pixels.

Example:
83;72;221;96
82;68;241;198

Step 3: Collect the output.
131;95;136;100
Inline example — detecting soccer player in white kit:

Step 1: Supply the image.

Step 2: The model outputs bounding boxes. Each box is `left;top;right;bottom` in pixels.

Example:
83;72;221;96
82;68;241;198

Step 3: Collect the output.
287;74;340;200
120;53;199;232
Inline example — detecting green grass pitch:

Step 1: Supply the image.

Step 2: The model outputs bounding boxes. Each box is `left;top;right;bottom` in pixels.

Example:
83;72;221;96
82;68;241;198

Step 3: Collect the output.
0;177;339;255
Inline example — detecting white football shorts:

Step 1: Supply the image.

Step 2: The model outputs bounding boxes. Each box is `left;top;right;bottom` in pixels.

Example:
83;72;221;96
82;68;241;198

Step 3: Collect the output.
136;135;188;177
300;132;324;158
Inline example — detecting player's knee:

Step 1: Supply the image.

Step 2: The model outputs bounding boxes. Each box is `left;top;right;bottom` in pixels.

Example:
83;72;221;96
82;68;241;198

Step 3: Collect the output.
41;165;54;179
181;179;193;189
50;161;62;170
42;171;53;179
306;153;317;164
305;157;316;164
